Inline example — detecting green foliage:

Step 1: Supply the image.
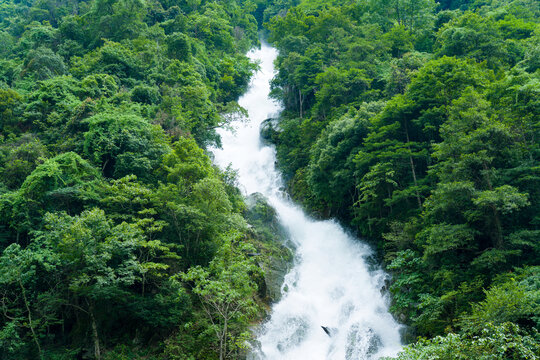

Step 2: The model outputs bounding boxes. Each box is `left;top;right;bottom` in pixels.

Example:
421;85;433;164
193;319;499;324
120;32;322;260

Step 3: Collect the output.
369;0;438;33
19;152;100;201
0;0;538;357
384;323;540;360
0;135;48;190
0;0;262;358
182;232;261;360
160;137;213;184
266;0;539;346
462;269;540;331
86;0;148;45
0;88;22;133
71;40;145;80
307;102;383;215
166;32;192;61
131;84;161;105
80;74;119;99
23;47;66;80
0;152;101;245
83;111;168;180
36;208;144;299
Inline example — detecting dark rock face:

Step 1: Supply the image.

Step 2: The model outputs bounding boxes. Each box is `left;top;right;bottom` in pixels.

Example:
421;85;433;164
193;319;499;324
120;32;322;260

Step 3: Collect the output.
260;118;281;145
262;248;293;302
244;192;293;303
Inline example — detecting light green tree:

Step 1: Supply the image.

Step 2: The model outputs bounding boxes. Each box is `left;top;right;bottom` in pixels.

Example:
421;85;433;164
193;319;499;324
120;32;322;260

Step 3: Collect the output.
183;233;261;360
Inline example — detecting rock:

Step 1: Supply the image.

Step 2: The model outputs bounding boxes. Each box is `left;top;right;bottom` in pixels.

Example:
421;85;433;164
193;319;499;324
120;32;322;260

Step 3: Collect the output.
260;117;281;145
262;251;293;302
276;316;310;352
244;192;293;303
345;325;383;359
245;193;276;222
399;324;416;344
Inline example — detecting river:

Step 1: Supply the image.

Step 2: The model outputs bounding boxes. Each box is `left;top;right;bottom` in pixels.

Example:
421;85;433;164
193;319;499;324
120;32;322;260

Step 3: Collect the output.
211;42;402;360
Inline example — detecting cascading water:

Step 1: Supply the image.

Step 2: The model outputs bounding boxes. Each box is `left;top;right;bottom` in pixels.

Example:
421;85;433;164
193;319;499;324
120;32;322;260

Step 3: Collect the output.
212;43;402;359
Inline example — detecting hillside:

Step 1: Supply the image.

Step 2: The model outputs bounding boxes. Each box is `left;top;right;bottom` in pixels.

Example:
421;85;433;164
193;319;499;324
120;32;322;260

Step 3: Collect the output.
263;0;539;358
0;0;538;359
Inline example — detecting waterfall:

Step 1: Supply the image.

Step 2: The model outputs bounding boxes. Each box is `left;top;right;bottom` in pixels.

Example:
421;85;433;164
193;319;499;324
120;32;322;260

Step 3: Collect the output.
212;42;402;360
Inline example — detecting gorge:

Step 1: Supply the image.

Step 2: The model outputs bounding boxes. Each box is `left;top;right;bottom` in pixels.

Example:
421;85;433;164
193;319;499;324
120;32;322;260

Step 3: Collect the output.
212;43;402;360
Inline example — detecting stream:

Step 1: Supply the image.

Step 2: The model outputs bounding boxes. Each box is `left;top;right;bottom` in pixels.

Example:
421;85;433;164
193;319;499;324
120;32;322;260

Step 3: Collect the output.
211;42;402;360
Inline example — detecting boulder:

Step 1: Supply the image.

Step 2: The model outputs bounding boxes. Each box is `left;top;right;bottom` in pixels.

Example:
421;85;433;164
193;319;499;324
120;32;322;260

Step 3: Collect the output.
245;192;293;303
260;117;281;145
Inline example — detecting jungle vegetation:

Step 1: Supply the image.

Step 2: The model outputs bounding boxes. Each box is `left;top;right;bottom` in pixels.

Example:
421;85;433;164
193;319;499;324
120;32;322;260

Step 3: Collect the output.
0;0;285;359
263;0;539;358
0;0;538;359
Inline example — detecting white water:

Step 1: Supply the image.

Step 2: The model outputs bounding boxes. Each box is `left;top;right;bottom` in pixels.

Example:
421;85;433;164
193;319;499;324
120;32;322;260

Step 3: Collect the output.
212;43;402;360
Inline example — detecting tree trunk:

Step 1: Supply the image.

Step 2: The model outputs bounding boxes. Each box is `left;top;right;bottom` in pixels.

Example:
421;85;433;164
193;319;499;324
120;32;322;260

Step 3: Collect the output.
220;315;228;360
395;1;402;26
482;162;494;191
89;303;101;360
408;152;422;208
491;205;504;248
387;185;394;214
19;278;43;360
404;121;422;208
482;162;503;247
298;88;303;119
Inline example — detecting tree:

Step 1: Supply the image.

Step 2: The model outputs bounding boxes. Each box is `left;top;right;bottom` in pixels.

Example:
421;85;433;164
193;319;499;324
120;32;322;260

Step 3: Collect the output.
183;233;260;360
313;67;372;119
23;47;66;80
87;0;147;45
0;89;22;134
383;323;540;360
0;152;101;244
0;0;263;358
461;271;540;332
166;32;192;61
435;12;509;68
83;111;168;180
34;209;144;360
0;135;48;190
0;244;53;360
307;103;381;216
369;0;437;32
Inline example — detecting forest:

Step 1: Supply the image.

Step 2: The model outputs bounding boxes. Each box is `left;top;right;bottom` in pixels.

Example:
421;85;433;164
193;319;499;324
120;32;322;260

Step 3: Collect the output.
0;0;281;358
264;0;539;358
0;0;538;359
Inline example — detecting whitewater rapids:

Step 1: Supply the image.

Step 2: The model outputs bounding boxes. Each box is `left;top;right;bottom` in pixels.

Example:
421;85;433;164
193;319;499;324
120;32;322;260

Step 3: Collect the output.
212;42;402;360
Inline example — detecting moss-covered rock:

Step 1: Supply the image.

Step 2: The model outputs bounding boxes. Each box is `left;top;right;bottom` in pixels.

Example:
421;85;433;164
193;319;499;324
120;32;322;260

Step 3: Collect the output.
245;192;293;303
259;118;281;145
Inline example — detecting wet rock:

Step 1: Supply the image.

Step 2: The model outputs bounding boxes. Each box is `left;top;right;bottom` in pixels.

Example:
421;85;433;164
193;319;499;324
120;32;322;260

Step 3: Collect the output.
245;192;293;303
263;251;293;302
260;118;281;145
346;326;382;360
245;193;278;226
276;316;310;352
399;325;416;344
247;339;264;360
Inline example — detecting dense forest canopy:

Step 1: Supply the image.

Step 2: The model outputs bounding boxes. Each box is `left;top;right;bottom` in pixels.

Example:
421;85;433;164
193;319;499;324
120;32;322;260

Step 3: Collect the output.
263;0;539;358
0;0;287;359
0;0;538;359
